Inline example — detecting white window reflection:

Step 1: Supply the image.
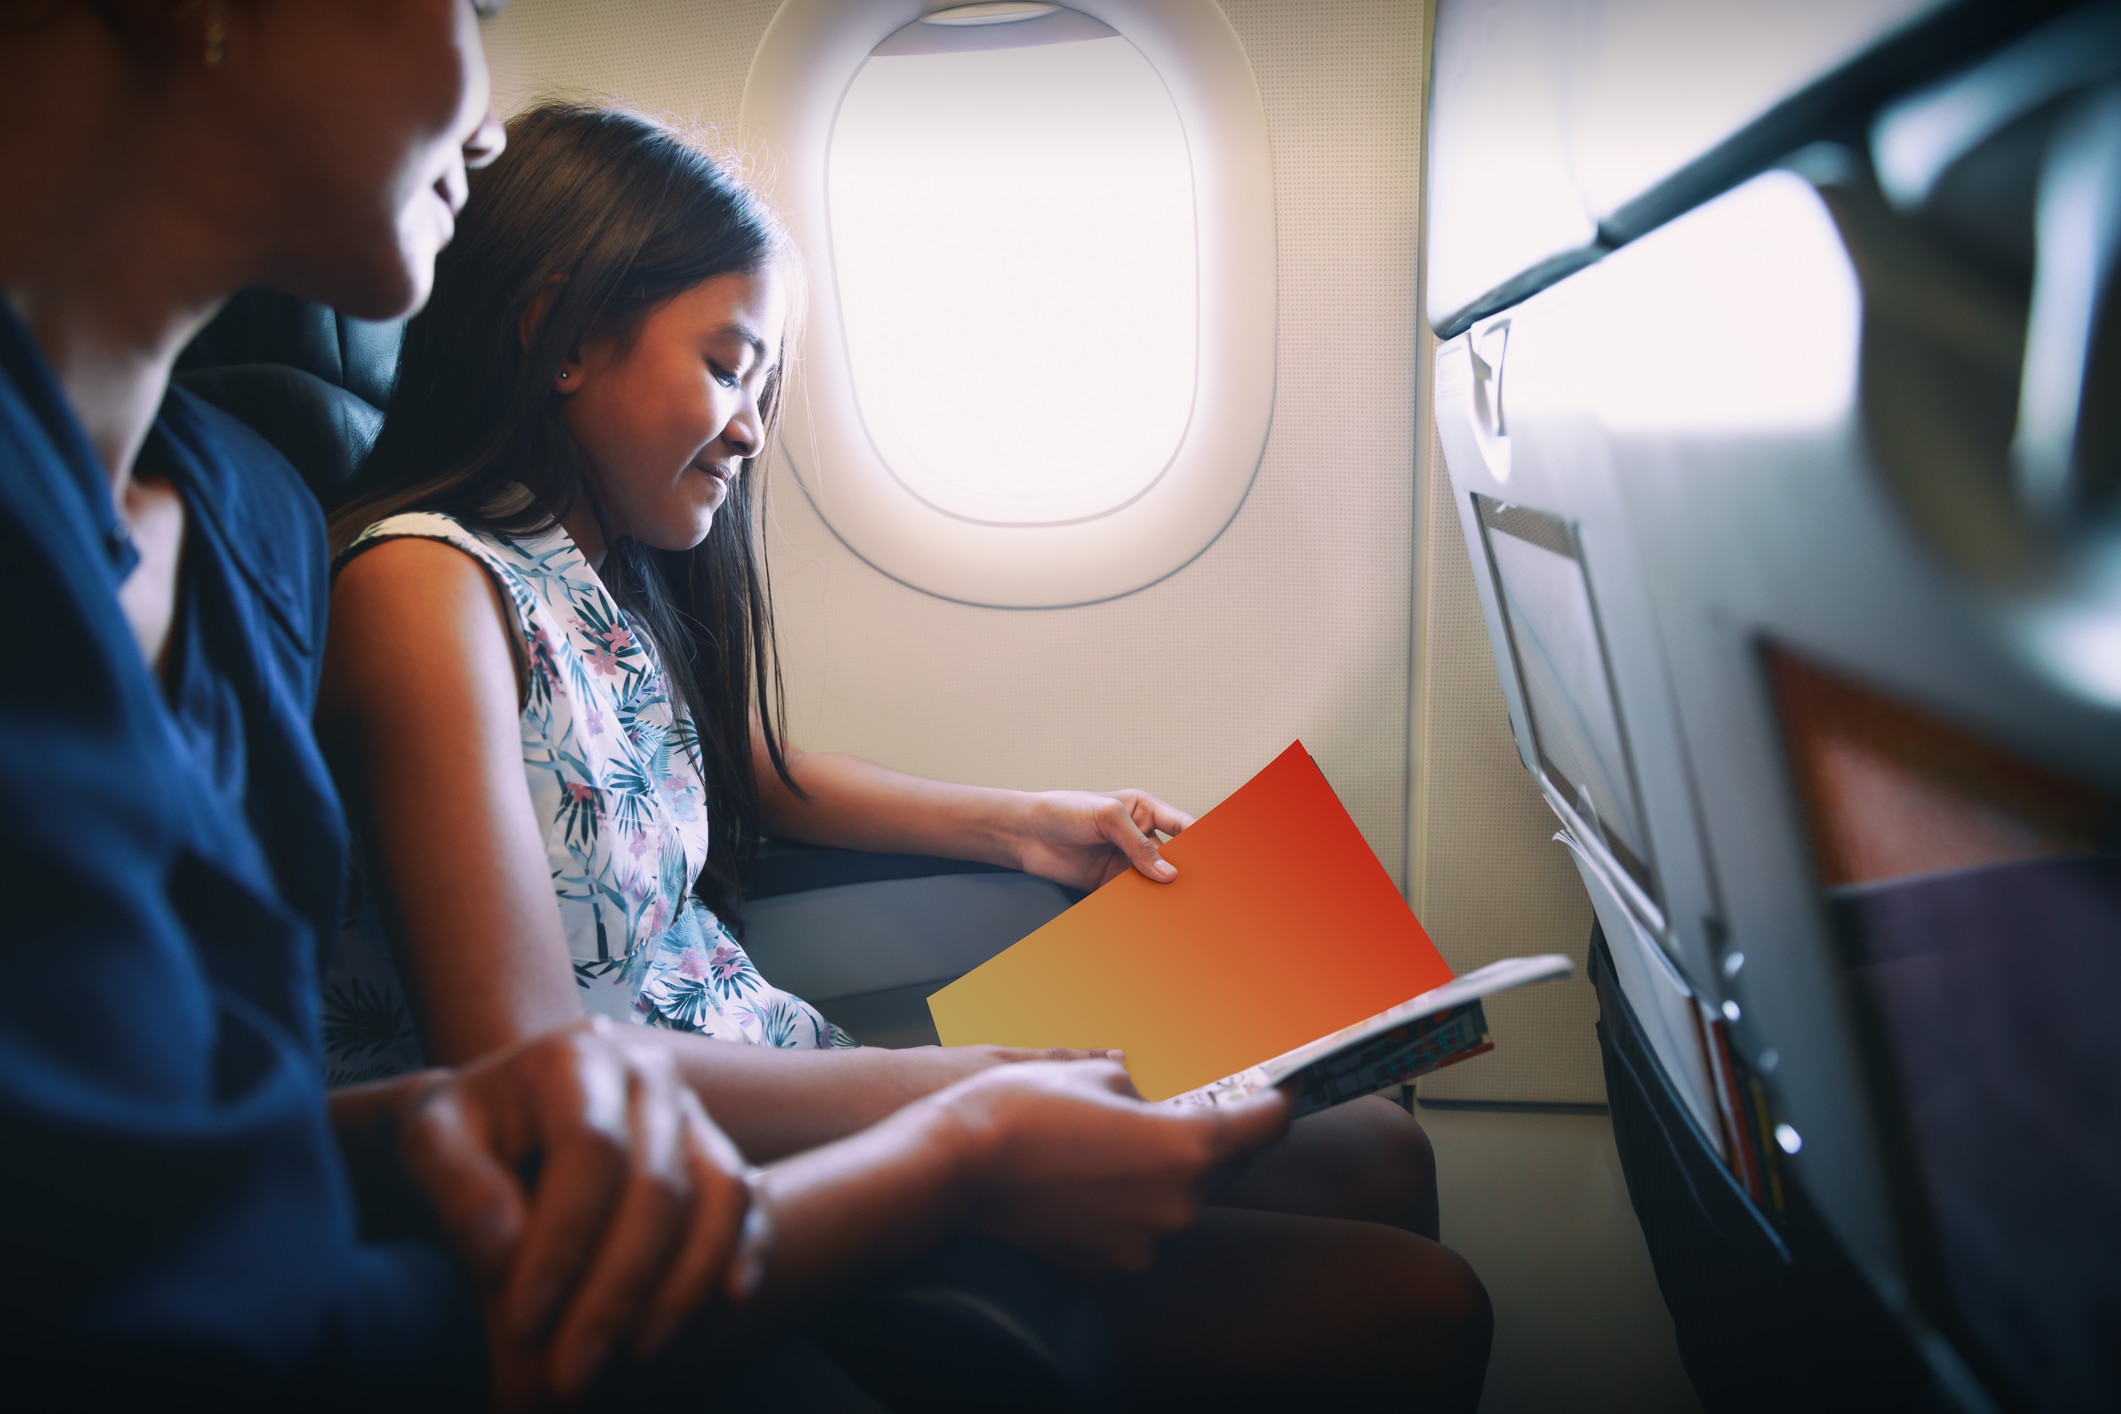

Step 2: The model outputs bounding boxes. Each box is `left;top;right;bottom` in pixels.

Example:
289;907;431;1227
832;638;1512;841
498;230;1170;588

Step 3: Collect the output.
827;14;1197;525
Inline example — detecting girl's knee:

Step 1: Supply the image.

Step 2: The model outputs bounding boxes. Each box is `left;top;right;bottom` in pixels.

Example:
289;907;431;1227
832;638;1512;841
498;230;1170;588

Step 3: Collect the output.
1339;1095;1439;1232
1342;1229;1492;1409
1424;1245;1495;1412
1436;1244;1493;1348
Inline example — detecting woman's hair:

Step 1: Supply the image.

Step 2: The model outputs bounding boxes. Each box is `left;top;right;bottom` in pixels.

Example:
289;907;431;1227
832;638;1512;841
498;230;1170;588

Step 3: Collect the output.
332;101;799;929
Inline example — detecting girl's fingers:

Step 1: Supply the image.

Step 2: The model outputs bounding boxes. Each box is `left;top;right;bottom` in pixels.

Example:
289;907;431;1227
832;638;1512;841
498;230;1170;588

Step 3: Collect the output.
1201;1088;1294;1160
633;1097;753;1358
1148;795;1196;836
1103;801;1176;881
398;1086;527;1280
542;1057;692;1395
499;1046;632;1342
1119;789;1195;839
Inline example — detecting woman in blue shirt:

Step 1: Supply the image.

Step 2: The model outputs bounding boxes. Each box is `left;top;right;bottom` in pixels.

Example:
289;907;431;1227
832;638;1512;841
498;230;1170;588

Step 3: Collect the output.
0;2;1289;1406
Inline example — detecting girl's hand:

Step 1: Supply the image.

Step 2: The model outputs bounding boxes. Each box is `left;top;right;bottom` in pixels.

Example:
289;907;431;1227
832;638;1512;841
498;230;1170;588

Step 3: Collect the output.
1012;789;1197;890
937;1060;1290;1270
897;1044;1127;1088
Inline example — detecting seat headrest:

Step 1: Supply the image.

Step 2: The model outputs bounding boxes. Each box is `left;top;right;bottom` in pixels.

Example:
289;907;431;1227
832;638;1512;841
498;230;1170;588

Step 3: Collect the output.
174;290;405;505
178;289;404;408
176;365;385;502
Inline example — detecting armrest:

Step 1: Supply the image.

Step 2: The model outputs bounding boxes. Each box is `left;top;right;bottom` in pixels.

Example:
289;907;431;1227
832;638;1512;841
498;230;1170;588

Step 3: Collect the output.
749;838;1012;900
741;845;1081;1049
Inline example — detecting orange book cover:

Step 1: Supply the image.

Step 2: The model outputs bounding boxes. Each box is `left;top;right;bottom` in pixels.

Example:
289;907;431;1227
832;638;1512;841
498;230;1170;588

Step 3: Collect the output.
928;741;1458;1102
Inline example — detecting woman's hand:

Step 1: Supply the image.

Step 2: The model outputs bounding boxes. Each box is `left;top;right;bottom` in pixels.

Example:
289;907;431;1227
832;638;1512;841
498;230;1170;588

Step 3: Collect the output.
392;1019;753;1405
1012;789;1198;890
936;1060;1290;1270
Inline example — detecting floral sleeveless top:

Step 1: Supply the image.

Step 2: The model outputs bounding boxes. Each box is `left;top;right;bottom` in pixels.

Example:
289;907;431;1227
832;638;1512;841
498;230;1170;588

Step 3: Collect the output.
321;510;853;1084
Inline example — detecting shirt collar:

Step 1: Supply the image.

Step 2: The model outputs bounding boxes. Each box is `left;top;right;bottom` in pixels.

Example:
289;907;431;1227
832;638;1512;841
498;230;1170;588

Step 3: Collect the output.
0;295;141;581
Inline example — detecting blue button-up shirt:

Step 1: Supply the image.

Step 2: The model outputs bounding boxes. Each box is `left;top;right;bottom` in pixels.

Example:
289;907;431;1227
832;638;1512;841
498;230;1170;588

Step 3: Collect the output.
0;301;477;1402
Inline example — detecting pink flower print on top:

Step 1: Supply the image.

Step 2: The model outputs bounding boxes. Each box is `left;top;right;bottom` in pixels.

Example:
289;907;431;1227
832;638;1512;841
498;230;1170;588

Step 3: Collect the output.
557;780;600;853
707;940;762;998
580;619;635;679
655;773;703;825
523;632;562;711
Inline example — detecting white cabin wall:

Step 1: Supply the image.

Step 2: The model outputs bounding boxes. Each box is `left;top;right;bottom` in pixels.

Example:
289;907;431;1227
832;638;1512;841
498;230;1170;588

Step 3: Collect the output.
1412;422;1603;1103
485;0;781;133
483;0;1598;1101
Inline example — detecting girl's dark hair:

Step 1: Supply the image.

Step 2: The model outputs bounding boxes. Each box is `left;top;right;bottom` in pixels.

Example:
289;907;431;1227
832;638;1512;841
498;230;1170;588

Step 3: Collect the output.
331;102;799;929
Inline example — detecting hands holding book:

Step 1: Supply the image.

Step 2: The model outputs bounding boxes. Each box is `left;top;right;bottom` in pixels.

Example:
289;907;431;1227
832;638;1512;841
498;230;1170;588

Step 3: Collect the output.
334;1020;1289;1405
941;1059;1291;1270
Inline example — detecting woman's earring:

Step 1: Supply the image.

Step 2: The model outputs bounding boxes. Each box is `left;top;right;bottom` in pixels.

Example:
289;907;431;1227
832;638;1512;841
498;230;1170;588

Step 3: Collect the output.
204;0;227;68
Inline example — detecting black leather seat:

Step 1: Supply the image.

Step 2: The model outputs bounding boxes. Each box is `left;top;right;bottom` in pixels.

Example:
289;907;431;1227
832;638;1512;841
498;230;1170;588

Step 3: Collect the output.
174;289;403;506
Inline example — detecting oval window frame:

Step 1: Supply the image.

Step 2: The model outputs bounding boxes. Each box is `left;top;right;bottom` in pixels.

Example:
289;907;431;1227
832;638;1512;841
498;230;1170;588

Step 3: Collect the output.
742;0;1276;607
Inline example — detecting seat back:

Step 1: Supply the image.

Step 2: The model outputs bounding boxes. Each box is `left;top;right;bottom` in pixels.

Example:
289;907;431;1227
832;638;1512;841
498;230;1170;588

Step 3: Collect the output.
1430;5;2121;1409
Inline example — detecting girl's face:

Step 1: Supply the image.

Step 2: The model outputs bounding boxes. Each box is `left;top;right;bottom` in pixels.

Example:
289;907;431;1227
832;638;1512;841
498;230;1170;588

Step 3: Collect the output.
557;265;788;557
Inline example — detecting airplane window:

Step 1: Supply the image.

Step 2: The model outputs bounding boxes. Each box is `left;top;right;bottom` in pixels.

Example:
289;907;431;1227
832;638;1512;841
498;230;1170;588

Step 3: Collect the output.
741;0;1274;607
828;12;1195;525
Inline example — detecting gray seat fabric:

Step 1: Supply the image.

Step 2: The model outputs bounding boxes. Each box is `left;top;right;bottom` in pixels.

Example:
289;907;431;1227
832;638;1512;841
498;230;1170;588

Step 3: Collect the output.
744;872;1079;1048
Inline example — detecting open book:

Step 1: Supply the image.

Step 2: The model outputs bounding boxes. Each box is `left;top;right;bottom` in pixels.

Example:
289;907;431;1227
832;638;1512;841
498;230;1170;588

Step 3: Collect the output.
1166;954;1572;1116
929;742;1575;1110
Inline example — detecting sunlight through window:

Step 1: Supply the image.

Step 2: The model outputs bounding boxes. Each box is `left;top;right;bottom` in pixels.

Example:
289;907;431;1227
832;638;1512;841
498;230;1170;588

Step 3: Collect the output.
828;20;1197;525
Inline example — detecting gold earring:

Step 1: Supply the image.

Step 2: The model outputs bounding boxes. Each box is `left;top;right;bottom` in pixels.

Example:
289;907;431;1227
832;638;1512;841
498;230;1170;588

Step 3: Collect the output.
204;0;227;69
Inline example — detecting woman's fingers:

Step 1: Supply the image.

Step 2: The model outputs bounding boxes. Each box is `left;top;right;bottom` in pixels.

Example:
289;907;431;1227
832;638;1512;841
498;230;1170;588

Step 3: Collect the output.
400;1022;766;1395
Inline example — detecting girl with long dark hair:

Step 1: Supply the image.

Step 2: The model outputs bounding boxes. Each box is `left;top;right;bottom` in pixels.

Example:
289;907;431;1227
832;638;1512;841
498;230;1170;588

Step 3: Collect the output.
324;100;1199;1079
321;101;1491;1408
